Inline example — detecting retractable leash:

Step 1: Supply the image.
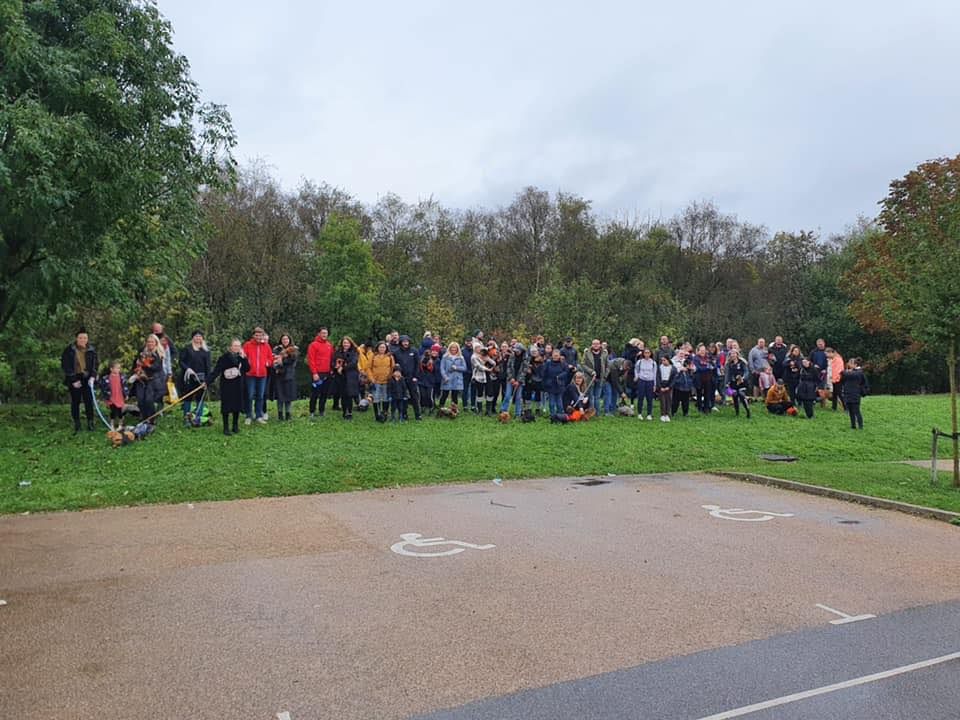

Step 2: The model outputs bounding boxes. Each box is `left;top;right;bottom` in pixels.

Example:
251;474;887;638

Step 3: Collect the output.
88;380;113;430
136;383;207;427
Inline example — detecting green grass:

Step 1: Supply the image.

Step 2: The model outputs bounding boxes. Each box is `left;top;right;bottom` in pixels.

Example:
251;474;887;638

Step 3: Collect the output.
1;395;958;515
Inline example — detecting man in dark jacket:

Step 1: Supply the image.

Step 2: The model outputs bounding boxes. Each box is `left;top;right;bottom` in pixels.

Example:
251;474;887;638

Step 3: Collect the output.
392;335;422;420
654;336;674;364
769;336;788;380
840;359;869;429
500;343;531;418
559;337;578;370
585;339;609;415
61;330;99;432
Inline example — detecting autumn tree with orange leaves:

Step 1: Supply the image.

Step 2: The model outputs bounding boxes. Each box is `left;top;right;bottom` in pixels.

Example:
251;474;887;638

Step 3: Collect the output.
847;155;960;485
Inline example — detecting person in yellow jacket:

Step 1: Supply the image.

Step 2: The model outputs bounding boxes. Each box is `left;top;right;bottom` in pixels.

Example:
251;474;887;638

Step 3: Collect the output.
765;379;794;415
357;341;375;392
368;342;395;422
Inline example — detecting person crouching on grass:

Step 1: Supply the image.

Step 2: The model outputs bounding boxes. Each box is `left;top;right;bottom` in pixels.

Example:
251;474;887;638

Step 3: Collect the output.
209;339;250;436
765;378;793;415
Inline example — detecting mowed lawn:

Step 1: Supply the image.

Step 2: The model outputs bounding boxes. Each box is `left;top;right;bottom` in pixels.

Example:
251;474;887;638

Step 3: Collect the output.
1;395;958;515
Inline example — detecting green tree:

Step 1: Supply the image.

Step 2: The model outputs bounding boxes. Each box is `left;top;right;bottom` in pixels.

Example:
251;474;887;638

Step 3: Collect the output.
847;156;960;485
0;0;235;332
308;214;384;343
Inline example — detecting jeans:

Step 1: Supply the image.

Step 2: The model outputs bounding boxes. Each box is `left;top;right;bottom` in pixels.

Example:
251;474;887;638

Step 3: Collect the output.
462;375;474;407
548;393;564;416
637;379;655;416
246;375;267;419
589;383;604;414
501;382;524;416
847;400;862;428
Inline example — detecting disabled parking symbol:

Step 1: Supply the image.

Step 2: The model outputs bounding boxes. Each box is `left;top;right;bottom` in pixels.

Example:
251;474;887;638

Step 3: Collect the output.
702;504;795;522
390;532;496;558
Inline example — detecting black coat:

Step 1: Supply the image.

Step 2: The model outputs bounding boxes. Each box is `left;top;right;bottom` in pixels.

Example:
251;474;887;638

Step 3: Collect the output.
387;376;408;400
61;344;99;386
840;369;869;402
131;350;165;405
179;345;212;392
273;345;299;402
796;365;821;401
769;344;789;377
209;352;250;413
392;345;419;378
334;348;360;398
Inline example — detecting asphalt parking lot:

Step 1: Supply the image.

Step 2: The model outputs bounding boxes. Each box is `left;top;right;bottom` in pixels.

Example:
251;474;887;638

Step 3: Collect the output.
1;473;958;719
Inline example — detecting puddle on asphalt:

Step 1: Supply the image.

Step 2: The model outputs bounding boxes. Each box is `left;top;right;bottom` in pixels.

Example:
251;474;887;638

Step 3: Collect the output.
575;479;611;487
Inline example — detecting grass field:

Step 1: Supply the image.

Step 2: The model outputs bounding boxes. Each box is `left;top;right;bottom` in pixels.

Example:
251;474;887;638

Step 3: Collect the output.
1;395;958;515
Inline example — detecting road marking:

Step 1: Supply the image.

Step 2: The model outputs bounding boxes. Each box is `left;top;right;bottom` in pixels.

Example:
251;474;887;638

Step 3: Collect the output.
816;603;876;625
701;504;795;522
277;712;291;720
390;533;495;558
695;650;960;719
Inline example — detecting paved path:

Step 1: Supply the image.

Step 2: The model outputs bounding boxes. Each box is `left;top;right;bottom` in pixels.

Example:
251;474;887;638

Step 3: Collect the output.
1;473;958;719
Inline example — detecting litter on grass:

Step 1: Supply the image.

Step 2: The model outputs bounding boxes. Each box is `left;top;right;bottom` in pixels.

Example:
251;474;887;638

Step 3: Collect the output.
18;481;30;488
0;599;7;606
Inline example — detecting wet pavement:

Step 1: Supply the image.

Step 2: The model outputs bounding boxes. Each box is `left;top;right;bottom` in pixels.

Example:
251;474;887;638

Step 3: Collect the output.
1;473;958;719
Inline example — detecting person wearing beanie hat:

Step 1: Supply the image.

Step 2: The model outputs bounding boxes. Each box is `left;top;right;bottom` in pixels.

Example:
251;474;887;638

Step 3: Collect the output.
179;330;212;426
417;343;442;410
392;335;422;420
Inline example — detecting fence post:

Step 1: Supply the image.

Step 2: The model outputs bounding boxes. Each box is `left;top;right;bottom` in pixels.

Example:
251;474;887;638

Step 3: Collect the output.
931;428;939;486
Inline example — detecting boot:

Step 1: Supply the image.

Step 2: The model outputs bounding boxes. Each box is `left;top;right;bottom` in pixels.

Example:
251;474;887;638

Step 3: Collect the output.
73;417;81;434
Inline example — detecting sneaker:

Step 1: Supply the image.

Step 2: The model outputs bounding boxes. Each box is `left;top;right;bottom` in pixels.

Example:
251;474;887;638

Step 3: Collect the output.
646;414;653;421
263;413;269;421
244;417;252;426
712;406;720;413
256;417;267;425
665;415;671;422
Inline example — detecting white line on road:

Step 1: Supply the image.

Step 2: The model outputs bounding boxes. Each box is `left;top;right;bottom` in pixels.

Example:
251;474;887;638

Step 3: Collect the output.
815;603;876;625
277;712;291;720
694;650;960;719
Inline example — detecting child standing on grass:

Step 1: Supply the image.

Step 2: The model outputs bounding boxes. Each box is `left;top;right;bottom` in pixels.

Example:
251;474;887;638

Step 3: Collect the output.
723;350;751;419
209;339;250;436
656;354;677;423
387;367;408;422
634;348;657;420
840;358;869;429
758;364;775;397
104;360;127;430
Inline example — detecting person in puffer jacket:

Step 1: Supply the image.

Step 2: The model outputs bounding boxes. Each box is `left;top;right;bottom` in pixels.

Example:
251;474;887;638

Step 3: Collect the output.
391;335;422;420
542;349;571;417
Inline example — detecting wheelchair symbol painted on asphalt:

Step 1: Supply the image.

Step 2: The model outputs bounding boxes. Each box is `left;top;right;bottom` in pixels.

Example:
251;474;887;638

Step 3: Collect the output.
390;533;496;557
702;504;795;522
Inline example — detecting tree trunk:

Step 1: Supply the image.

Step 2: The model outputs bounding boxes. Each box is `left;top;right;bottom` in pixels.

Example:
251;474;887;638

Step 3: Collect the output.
950;336;959;487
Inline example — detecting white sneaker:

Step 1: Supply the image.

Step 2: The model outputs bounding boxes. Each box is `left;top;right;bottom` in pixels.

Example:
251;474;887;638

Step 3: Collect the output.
646;414;653;421
659;415;666;422
244;417;252;426
712;406;720;413
256;417;267;425
665;415;671;423
263;413;269;421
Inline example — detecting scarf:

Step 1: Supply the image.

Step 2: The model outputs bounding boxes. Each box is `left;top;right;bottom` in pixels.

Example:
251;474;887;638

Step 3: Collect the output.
109;373;125;408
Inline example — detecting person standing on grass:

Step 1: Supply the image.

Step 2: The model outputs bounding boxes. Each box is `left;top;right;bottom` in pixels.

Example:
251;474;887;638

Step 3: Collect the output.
333;336;360;420
656;354;677;422
418;344;442;411
757;363;776;398
526;346;547;414
387;366;408;422
471;345;496;415
795;357;821;419
130;334;166;423
543;348;570;417
179;330;212;426
242;327;271;425
61;329;99;433
748;338;768;399
461;338;474;410
272;334;298;421
827;347;846;411
692;344;716;414
654;335;674;364
634;347;657;420
840;358;868;429
769;335;788;380
765;378;793;415
307;327;334;419
368;341;395;423
439;342;466;409
672;358;695;417
782;345;804;403
391;335;422;421
585;339;609;416
209;339;249;436
723;349;751;418
151;322;177;385
607;355;632;416
560;336;578;370
501;342;530;418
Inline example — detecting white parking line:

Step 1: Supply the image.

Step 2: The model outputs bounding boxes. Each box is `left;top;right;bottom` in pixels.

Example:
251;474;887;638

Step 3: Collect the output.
815;603;876;625
695;651;960;719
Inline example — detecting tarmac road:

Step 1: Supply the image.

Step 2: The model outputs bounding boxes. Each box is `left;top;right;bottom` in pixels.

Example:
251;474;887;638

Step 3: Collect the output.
1;473;958;720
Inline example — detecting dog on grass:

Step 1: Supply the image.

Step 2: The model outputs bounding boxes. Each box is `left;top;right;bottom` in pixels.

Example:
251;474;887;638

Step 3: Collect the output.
498;411;511;424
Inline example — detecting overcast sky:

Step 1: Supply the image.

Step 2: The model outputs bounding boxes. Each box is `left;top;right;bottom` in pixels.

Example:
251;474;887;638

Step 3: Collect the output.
157;0;960;236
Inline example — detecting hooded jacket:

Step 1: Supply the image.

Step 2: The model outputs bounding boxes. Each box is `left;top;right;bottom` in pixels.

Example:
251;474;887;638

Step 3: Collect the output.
392;338;419;378
368;352;395;385
542;359;570;395
307;335;334;375
242;338;272;378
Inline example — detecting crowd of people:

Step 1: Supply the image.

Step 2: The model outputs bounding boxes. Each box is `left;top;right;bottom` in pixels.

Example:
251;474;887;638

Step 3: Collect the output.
60;325;870;436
